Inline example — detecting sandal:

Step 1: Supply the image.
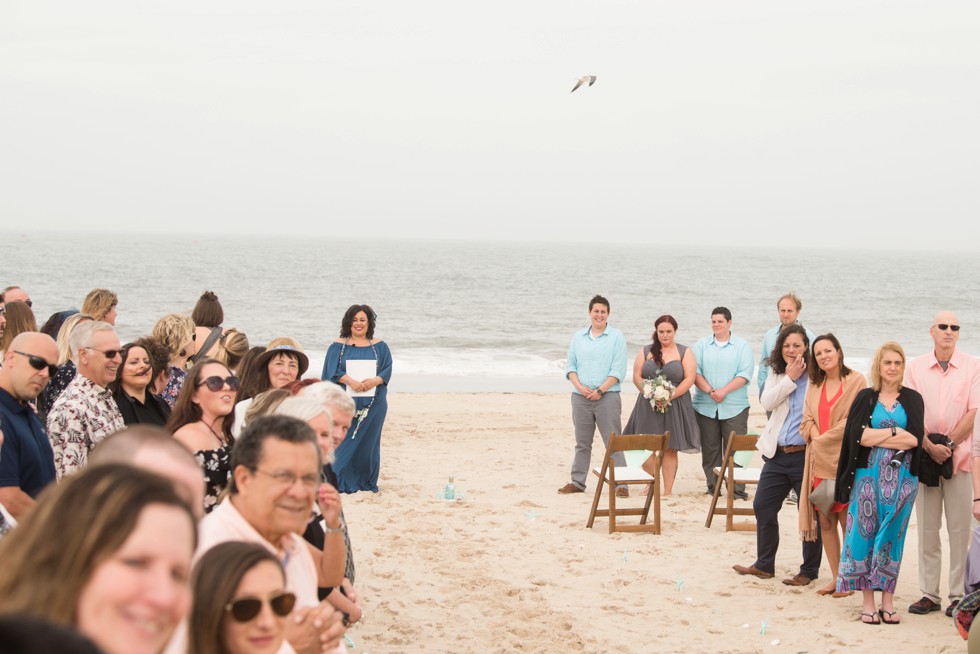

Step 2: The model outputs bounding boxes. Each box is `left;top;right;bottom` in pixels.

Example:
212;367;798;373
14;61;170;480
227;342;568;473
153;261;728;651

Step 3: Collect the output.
879;609;900;625
861;612;881;625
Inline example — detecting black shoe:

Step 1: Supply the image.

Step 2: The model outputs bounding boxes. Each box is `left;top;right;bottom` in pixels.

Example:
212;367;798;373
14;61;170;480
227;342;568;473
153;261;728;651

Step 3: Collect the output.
946;599;960;617
734;490;749;501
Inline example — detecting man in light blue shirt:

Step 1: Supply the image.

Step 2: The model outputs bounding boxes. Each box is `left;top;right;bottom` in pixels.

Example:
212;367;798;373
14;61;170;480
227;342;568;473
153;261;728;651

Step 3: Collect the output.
693;307;754;498
757;293;816;398
559;295;628;495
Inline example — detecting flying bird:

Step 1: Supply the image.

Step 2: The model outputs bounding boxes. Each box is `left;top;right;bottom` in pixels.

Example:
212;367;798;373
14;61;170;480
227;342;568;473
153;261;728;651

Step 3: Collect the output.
570;75;596;93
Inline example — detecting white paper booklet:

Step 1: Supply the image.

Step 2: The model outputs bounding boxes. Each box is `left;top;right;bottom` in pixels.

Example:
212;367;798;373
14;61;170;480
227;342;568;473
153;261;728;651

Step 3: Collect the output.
346;359;377;397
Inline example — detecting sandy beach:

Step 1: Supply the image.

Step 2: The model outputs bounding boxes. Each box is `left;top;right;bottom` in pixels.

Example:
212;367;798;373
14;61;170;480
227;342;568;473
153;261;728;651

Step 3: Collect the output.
340;391;965;654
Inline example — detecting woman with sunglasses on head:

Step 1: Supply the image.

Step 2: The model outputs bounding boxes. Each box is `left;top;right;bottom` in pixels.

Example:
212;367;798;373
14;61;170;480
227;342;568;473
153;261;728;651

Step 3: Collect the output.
322;305;392;494
152;313;197;409
189;541;297;654
168;358;239;514
109;338;172;427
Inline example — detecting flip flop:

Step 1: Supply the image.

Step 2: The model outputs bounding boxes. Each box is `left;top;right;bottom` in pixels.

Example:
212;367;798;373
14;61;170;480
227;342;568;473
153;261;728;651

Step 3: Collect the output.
861;612;881;625
879;609;900;625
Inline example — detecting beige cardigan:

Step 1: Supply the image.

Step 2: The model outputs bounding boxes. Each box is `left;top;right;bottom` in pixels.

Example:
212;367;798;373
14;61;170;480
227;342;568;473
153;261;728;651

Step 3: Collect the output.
798;371;867;541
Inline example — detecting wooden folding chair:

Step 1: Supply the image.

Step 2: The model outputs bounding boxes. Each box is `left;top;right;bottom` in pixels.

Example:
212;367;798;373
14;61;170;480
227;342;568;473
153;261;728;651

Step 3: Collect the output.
586;432;669;534
705;432;761;531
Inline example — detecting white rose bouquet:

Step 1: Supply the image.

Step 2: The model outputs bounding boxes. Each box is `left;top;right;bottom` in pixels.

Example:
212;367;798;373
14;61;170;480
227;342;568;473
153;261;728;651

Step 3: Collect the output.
642;373;675;414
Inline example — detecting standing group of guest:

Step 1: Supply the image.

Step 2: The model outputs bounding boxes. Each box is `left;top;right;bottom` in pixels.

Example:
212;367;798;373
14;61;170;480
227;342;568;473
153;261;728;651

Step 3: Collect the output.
0;284;395;653
560;292;979;629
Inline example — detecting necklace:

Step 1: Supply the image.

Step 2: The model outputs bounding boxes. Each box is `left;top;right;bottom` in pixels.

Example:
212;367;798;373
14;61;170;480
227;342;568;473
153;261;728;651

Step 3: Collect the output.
202;416;226;447
339;338;379;440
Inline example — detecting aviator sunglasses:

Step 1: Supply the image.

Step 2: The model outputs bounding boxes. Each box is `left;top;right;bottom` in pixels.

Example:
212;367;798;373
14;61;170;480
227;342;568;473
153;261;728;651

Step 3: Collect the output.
225;592;296;622
936;323;961;332
196;375;241;392
12;351;59;377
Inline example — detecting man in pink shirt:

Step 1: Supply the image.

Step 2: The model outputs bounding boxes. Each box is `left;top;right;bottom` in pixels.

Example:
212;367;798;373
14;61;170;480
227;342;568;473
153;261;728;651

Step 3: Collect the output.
904;311;980;617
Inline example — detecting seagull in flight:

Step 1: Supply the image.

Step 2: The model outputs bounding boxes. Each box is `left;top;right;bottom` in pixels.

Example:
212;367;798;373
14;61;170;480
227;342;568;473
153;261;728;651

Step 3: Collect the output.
570;75;596;93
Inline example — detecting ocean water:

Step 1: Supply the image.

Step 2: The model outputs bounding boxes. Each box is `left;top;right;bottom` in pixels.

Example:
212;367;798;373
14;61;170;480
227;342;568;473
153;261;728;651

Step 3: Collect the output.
3;231;979;393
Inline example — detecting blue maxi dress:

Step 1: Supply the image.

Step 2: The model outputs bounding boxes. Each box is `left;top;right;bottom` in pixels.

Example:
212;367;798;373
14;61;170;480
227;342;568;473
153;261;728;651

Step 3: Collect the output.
836;401;918;594
322;340;393;493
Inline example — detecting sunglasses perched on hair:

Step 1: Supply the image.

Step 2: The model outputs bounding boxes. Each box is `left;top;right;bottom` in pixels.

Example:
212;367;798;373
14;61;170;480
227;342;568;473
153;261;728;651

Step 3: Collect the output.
196;375;241;392
935;324;961;332
225;592;296;622
12;351;59;377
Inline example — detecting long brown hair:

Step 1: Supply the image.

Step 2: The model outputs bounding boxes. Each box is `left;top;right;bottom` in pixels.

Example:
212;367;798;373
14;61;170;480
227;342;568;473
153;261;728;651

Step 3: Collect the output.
188;541;286;654
166;357;236;444
0;464;196;625
649;315;678;368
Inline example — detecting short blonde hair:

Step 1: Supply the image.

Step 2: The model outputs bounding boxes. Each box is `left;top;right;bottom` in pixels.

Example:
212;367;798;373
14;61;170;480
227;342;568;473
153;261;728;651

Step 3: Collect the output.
869;341;906;391
80;289;118;322
56;313;93;365
152;313;195;361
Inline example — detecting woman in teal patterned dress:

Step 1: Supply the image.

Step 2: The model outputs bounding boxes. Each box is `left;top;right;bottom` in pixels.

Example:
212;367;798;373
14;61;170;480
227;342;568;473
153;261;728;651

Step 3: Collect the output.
835;341;924;625
322;304;393;494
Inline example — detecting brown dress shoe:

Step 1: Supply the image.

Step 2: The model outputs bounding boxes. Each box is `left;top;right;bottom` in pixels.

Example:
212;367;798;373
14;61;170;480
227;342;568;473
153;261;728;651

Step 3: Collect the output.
615;486;629;498
732;564;774;579
558;482;584;494
782;574;815;587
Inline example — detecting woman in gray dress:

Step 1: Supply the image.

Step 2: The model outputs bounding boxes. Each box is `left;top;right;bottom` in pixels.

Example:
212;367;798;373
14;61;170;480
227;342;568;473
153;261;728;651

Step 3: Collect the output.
624;315;701;495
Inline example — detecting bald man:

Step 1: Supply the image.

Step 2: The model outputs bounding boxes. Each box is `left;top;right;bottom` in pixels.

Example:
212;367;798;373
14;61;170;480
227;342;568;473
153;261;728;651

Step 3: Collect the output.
0;332;59;518
905;311;980;617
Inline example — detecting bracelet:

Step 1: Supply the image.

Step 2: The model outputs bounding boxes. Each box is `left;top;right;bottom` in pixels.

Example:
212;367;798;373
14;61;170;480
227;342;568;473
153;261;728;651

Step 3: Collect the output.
891;425;897;437
323;519;346;534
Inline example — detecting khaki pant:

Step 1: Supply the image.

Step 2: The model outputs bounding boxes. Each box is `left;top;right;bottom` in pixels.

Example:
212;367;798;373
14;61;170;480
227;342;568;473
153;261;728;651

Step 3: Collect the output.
917;470;973;603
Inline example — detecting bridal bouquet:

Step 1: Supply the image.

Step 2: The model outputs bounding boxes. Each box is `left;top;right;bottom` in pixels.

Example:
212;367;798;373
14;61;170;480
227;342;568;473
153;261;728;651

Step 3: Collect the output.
642;374;675;414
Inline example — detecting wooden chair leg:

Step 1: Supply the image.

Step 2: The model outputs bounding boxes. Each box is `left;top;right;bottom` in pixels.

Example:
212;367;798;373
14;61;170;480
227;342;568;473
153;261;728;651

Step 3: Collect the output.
586;460;608;529
705;465;726;528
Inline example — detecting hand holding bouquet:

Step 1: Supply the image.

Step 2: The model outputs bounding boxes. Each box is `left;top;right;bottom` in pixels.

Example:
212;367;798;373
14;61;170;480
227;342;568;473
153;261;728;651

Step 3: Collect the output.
642;374;675;414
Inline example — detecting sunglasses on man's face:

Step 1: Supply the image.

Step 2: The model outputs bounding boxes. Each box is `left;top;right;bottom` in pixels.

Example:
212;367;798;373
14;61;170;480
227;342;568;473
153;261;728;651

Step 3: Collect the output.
196;375;241;392
85;347;121;360
936;324;961;332
12;351;59;377
225;592;296;622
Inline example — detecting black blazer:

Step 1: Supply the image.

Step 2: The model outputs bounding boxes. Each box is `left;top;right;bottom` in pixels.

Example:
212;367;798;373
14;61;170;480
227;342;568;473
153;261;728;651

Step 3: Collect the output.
835;386;925;504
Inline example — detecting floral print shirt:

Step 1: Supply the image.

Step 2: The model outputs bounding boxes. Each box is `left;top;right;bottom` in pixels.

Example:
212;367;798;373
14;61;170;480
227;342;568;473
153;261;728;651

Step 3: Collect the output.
46;374;125;478
160;365;187;409
36;359;77;423
196;445;232;514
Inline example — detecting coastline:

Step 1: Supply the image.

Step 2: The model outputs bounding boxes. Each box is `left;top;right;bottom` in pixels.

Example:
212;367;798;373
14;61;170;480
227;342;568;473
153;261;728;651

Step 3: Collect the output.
340;391;954;653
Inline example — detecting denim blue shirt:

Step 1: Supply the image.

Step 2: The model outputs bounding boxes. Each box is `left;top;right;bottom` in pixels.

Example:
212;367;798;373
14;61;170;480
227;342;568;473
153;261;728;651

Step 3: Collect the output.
692;333;754;420
565;325;627;394
0;387;57;497
758;322;817;394
777;375;808;446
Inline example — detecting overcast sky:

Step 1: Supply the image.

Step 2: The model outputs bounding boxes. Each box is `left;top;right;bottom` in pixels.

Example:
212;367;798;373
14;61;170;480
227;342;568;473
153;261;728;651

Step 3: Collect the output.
1;1;977;250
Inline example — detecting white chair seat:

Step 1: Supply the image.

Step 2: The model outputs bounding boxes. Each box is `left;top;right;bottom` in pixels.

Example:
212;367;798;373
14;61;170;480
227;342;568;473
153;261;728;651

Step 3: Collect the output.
593;465;654;483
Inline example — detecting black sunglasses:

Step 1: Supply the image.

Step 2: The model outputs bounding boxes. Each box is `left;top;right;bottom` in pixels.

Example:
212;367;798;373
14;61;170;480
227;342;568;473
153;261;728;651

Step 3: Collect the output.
12;351;59;377
936;324;961;332
225;592;296;622
196;375;241;392
86;347;121;360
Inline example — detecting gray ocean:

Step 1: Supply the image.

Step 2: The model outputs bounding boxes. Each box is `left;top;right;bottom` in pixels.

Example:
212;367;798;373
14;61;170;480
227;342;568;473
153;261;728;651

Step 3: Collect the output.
4;231;979;393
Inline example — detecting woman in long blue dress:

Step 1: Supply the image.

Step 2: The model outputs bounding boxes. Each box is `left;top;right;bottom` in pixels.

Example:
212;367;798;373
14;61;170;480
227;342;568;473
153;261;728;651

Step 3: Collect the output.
835;341;924;625
322;304;393;493
623;315;700;496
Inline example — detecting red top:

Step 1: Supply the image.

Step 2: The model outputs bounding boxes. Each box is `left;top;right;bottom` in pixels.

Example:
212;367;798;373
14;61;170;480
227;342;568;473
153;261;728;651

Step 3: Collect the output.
818;381;845;434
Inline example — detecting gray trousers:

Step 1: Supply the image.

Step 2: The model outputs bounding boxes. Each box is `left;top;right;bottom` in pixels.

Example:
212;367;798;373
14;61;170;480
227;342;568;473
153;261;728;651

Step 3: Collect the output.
697;407;749;493
569;391;625;490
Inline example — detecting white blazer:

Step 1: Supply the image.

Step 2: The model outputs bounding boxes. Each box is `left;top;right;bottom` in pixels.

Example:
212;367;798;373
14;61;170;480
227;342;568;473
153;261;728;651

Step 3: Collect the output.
757;371;801;458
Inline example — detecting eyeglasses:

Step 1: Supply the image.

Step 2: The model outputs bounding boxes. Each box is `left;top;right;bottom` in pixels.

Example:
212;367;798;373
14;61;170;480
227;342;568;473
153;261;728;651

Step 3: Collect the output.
225;592;296;622
196;375;241;392
12;351;59;377
85;347;121;360
935;324;961;332
254;468;320;489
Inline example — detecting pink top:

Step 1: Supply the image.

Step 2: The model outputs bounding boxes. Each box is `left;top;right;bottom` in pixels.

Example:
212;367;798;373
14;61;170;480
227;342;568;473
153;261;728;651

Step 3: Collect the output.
904;348;980;474
818;382;844;434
